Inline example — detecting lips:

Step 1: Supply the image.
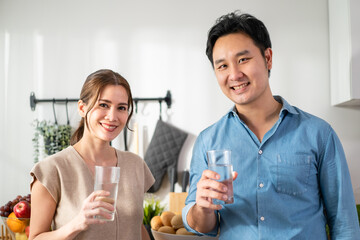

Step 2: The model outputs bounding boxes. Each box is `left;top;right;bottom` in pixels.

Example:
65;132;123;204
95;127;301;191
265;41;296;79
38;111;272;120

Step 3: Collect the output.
100;122;117;131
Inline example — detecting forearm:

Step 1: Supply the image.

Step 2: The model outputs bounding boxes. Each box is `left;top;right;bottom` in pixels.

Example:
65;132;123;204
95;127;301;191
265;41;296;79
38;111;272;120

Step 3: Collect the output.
30;219;82;240
187;204;217;233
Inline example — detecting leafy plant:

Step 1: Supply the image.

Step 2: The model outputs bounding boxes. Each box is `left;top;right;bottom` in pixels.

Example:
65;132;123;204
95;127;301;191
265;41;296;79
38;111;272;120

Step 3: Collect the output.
32;119;72;163
143;194;165;225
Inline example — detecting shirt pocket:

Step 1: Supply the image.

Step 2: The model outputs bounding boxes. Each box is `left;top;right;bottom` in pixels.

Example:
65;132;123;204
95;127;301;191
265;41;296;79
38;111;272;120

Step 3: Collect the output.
275;154;312;196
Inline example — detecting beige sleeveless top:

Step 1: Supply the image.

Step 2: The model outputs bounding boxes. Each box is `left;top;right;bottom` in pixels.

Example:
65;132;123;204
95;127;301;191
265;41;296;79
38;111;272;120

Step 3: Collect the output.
30;146;155;240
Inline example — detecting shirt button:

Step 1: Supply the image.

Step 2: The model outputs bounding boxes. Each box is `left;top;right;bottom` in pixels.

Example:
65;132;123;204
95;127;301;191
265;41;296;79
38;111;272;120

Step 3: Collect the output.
259;183;264;188
260;216;265;221
258;150;263;155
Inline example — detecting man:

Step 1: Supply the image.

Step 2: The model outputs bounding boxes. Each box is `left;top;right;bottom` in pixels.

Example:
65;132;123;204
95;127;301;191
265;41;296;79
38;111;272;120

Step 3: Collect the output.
182;11;360;239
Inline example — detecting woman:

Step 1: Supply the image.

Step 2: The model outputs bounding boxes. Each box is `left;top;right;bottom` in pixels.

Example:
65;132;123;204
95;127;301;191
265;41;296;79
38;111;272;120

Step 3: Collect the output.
29;69;154;240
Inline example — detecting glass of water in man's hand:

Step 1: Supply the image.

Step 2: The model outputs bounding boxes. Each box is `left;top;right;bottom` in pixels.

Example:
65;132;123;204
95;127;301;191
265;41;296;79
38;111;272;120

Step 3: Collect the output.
207;150;234;205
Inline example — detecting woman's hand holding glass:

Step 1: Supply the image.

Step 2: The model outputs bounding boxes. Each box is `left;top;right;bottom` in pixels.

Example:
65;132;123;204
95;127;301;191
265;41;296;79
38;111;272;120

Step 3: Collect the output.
73;190;114;231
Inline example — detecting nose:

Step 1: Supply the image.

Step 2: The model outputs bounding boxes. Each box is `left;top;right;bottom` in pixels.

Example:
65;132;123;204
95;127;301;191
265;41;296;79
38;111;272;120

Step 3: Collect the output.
104;107;116;121
228;63;244;81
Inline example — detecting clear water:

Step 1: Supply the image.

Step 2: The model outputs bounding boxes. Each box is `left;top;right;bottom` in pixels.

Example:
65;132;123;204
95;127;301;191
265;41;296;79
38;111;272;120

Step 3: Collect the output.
209;164;234;205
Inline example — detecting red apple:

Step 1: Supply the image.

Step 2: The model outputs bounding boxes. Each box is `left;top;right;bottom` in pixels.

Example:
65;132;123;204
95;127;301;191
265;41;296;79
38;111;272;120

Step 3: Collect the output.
25;226;30;238
13;201;31;218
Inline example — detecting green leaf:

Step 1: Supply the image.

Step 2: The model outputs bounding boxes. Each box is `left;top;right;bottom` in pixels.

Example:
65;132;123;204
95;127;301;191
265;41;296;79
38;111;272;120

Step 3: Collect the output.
143;194;165;225
32;119;72;163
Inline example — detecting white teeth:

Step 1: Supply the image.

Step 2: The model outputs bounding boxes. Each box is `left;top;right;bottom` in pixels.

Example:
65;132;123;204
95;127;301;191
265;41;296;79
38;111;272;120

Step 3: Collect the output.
102;124;116;129
233;83;248;90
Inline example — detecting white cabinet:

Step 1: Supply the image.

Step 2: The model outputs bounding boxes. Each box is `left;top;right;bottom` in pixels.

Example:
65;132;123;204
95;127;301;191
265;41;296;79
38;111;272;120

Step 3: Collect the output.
329;0;360;106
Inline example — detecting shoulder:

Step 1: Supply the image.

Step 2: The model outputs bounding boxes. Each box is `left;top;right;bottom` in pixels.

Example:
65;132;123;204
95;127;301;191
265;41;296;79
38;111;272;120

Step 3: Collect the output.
197;110;235;143
289;106;332;131
192;110;235;151
202;111;234;134
30;146;81;179
115;149;145;166
279;96;332;131
114;149;154;184
30;147;77;195
33;147;73;167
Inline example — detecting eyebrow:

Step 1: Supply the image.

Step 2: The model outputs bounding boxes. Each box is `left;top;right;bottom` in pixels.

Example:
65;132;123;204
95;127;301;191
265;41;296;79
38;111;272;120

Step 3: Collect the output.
99;99;128;106
214;50;250;65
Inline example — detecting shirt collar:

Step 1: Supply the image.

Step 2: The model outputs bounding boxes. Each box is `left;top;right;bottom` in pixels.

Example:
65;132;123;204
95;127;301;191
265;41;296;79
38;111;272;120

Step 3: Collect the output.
228;95;298;117
274;95;298;116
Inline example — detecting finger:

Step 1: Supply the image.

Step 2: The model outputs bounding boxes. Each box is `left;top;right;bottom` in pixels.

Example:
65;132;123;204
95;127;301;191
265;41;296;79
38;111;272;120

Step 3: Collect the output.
92;199;115;212
85;190;109;202
90;207;114;220
232;171;238;181
196;197;222;211
83;211;109;224
197;188;228;203
201;169;220;180
197;178;228;194
82;191;112;213
94;190;111;198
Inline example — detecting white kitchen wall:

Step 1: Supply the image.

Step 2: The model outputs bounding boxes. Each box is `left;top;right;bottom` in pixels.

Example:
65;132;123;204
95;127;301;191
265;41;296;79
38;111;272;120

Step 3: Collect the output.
0;0;359;206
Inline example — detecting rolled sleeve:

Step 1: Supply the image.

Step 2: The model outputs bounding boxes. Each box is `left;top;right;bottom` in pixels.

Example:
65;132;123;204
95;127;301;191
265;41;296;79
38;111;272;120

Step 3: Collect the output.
182;134;219;237
319;127;360;238
182;202;219;236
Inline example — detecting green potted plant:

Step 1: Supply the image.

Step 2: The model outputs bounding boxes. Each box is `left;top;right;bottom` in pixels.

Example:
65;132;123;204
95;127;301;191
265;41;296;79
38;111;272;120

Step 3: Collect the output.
32;119;72;163
143;194;165;240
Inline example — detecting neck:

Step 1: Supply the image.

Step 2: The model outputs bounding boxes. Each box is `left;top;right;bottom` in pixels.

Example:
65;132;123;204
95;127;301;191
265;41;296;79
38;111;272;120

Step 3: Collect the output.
235;94;282;142
73;136;116;166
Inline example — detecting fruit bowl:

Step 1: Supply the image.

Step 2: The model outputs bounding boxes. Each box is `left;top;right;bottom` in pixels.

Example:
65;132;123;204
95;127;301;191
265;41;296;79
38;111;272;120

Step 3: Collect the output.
1;215;30;240
151;229;218;240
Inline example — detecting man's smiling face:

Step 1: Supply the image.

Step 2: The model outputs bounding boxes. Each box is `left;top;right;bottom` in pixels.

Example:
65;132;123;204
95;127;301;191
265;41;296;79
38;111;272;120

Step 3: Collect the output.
212;32;272;108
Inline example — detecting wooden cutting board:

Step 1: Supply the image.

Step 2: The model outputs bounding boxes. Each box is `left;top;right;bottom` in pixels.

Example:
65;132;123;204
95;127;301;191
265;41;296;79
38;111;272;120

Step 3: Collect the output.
169;192;188;214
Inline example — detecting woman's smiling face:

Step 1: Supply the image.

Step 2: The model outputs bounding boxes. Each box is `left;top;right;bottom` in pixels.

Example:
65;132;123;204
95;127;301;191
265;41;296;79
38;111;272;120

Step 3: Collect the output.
80;84;129;143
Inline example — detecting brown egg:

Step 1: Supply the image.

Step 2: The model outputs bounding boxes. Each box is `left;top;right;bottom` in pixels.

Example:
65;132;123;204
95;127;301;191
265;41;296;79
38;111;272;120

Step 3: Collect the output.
160;211;175;227
171;214;184;229
150;216;163;231
158;226;176;234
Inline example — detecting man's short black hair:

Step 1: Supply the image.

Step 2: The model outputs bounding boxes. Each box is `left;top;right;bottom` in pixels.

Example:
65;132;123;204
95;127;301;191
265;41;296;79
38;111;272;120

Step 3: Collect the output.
206;11;272;66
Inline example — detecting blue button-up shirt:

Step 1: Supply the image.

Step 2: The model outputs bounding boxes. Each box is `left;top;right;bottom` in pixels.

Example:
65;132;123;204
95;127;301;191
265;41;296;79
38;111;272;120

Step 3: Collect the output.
183;96;360;239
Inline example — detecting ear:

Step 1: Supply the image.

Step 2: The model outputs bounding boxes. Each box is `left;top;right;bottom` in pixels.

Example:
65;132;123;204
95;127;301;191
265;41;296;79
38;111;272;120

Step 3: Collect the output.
264;48;273;70
78;100;86;118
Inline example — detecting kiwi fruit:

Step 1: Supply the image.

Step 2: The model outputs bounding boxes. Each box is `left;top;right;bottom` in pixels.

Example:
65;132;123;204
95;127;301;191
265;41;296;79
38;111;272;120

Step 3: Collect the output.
160;211;175;227
171;214;184;229
176;227;195;235
158;226;176;234
150;215;163;231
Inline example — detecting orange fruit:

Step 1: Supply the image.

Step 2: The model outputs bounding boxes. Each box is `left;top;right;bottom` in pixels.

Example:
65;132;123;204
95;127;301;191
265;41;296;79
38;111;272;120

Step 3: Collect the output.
6;212;28;233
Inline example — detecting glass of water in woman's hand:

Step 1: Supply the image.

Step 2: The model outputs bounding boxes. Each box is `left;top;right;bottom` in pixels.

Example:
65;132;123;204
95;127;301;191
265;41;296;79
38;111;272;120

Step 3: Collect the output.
94;166;120;221
207;150;234;205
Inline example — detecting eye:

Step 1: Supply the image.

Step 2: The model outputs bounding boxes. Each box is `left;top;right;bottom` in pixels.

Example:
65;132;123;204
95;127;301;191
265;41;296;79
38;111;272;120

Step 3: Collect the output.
239;58;249;63
118;106;128;111
99;103;108;108
217;64;227;70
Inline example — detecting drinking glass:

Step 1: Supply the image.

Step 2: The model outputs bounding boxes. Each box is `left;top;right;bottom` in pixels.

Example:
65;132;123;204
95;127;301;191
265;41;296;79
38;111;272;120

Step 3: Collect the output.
94;166;120;221
207;150;234;205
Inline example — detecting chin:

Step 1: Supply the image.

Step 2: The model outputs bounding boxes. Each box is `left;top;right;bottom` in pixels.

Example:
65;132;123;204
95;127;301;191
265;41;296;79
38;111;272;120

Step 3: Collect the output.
98;134;118;143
